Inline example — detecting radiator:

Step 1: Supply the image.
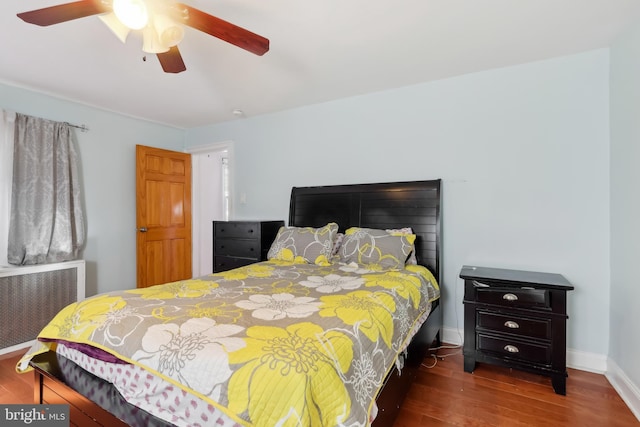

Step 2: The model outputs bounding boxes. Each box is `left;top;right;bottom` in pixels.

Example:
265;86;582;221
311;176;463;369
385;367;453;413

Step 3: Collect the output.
0;260;85;355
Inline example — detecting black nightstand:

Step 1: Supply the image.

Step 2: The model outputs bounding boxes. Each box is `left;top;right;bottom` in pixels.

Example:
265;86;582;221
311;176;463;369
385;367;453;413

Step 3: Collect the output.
460;265;574;395
213;220;284;273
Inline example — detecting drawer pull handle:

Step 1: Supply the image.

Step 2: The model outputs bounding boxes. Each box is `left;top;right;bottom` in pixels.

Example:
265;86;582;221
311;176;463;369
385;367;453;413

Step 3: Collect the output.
504;345;519;353
504;320;520;329
472;280;490;288
503;293;518;301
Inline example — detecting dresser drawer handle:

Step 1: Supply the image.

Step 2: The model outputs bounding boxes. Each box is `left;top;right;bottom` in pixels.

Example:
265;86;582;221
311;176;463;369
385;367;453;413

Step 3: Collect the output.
504;320;520;329
472;280;490;288
503;293;518;301
504;345;519;353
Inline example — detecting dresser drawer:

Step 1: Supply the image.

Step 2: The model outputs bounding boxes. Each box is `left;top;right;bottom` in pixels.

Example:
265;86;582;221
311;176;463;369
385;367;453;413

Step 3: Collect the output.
214;222;261;238
215;238;260;258
42;383;100;427
477;311;551;340
475;286;549;309
477;333;552;365
212;220;284;273
214;256;257;272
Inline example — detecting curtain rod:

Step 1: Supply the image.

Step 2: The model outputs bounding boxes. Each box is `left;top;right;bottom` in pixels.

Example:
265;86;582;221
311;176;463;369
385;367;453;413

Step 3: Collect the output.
65;122;89;133
8;110;91;133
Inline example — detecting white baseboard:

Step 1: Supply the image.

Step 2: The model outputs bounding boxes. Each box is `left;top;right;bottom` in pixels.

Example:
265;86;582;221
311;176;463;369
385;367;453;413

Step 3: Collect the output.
606;358;640;422
566;348;607;373
0;340;34;356
441;327;463;346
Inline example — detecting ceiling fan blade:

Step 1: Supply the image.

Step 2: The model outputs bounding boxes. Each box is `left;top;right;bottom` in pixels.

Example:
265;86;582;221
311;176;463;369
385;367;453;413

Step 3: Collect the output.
17;0;108;26
176;4;269;56
157;46;187;73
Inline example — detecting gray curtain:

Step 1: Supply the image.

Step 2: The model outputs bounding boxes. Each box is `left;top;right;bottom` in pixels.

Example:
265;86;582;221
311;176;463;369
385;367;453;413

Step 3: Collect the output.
7;114;85;265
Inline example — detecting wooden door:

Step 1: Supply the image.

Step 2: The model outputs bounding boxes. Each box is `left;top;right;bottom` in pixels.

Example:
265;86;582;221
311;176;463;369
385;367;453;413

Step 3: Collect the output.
136;145;192;288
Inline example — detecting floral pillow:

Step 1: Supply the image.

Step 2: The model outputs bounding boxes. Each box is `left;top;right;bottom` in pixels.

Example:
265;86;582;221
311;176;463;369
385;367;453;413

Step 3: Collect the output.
267;222;338;265
386;227;418;265
338;227;416;270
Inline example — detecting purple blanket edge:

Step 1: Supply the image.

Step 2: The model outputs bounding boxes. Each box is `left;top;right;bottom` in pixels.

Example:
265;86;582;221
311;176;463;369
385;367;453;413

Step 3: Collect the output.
40;338;129;365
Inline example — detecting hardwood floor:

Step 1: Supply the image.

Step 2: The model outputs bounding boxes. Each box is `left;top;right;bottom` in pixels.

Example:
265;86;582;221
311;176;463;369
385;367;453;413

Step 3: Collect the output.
1;346;638;426
0;349;33;404
395;346;639;426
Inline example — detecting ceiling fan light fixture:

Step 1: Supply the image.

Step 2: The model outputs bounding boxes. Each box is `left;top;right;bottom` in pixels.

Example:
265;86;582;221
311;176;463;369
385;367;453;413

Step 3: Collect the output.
113;0;149;30
17;0;270;74
98;12;131;43
142;25;170;53
154;14;184;47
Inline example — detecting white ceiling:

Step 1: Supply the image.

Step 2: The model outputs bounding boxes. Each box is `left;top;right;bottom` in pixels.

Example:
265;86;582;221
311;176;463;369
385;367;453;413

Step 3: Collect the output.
1;0;639;129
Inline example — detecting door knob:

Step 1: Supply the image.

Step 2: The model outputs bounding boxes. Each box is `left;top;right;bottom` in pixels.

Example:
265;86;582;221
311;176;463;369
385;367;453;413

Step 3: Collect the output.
139;227;148;232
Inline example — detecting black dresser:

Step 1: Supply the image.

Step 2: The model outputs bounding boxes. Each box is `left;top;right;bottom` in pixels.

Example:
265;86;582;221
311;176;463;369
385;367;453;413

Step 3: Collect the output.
460;265;574;395
213;220;284;273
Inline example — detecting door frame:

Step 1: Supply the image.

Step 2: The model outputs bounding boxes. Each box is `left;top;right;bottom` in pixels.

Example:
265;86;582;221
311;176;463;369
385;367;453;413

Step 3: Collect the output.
187;140;235;276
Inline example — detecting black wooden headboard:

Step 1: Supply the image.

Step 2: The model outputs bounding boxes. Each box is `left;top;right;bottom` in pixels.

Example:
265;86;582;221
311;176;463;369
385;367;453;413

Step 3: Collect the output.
288;180;442;284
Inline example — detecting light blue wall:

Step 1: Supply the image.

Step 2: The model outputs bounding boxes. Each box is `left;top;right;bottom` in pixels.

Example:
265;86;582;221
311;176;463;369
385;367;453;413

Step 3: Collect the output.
0;83;184;295
610;22;640;389
186;49;611;355
0;48;615;359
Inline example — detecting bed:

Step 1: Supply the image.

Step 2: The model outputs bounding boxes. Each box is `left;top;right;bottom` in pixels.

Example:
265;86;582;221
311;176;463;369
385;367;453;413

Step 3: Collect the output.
19;179;443;427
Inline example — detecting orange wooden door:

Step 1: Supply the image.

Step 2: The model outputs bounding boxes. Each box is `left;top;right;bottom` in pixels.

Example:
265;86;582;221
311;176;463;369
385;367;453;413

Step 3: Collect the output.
136;145;192;288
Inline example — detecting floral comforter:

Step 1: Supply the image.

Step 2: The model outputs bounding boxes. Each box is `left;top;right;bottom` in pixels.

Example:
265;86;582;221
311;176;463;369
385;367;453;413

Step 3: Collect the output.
18;260;439;427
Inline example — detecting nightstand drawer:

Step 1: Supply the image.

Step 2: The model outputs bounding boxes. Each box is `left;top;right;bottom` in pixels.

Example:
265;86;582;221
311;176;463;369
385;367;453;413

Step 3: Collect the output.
214;222;261;238
214;256;256;272
215;238;260;258
477;311;551;340
476;286;549;309
477;333;552;365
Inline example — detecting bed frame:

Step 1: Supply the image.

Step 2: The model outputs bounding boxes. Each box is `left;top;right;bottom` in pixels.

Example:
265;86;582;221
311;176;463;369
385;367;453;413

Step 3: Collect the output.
29;179;443;427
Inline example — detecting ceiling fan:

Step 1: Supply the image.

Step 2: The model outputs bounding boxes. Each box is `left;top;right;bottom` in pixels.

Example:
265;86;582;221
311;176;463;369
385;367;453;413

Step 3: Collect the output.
17;0;269;73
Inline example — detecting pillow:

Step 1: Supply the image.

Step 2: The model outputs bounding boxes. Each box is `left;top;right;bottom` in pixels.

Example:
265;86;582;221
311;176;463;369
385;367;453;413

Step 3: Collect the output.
267;222;338;265
338;227;416;270
386;227;418;265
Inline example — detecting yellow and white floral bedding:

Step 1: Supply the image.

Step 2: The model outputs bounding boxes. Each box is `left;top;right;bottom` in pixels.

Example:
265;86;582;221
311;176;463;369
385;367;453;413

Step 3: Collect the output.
19;260;439;427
